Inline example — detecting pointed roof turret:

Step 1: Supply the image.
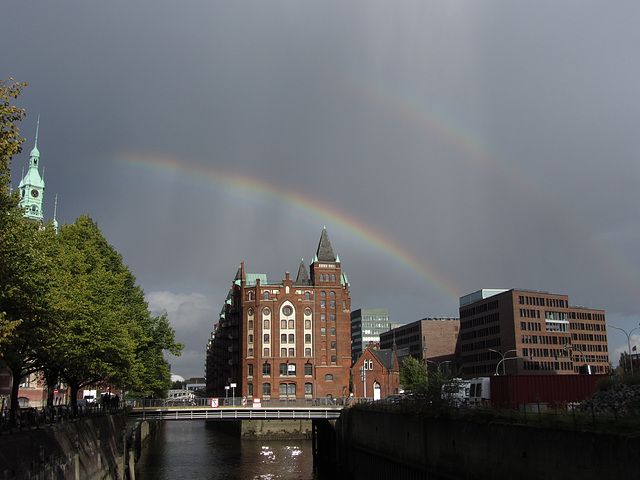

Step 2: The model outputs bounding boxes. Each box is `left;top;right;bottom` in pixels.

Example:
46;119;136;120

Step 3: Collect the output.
294;259;310;286
30;115;40;159
315;226;336;262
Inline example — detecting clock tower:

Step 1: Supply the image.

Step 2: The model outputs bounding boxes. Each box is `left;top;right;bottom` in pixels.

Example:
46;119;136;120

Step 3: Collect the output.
18;117;45;222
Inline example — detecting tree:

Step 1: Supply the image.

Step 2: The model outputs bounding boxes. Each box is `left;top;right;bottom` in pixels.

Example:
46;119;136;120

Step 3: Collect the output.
0;78;29;347
399;356;427;394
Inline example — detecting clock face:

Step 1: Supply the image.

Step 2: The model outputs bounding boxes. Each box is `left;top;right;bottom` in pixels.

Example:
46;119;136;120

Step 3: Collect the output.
31;189;39;198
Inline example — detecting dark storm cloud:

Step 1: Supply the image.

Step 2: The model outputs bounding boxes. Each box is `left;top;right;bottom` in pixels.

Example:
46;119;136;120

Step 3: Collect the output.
5;1;640;376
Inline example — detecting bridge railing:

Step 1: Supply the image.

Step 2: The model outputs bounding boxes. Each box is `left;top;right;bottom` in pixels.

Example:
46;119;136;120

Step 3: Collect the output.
127;396;370;409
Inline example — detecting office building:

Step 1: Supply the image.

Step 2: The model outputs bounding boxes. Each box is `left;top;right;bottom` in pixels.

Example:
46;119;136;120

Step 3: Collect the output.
350;308;391;364
459;289;609;377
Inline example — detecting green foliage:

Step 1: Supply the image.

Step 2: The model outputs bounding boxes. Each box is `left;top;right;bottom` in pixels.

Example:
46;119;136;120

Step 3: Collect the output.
400;356;427;394
0;84;183;413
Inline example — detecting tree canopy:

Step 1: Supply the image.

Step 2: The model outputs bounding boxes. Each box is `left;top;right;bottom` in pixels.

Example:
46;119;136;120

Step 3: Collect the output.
0;79;183;423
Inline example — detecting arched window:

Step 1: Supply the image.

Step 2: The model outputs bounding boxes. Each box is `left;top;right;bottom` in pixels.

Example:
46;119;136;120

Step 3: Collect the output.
264;291;269;300
263;383;271;396
248;292;254;300
305;292;311;300
331;274;336;282
319;274;324;281
263;362;271;376
325;374;333;381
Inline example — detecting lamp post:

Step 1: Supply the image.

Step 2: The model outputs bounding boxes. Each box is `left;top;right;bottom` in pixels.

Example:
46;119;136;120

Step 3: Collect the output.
609;324;640;375
488;348;519;375
230;383;236;406
224;386;229;406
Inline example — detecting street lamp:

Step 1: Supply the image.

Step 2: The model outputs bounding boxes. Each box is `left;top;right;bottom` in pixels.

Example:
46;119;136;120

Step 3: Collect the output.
230;382;236;406
609;324;640;376
488;348;519;375
224;386;229;406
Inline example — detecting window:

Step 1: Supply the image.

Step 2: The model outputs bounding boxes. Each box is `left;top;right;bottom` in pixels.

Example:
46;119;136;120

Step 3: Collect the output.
248;320;254;330
289;334;295;343
305;334;311;343
281;334;287;343
248;384;253;397
263;308;270;315
289;320;294;329
248;292;254;300
248;334;253;343
305;383;313;395
289;348;295;356
305;348;311;356
321;327;326;336
264;333;270;343
280;363;288;376
288;363;296;376
321;314;326;322
283;306;293;315
264;348;270;357
305;292;311;300
281;320;287;329
331;274;336;282
321;291;326;297
330;300;335;308
263;362;271;376
320;274;324;281
331;341;336;349
330;314;335;322
321;300;326;308
248;364;253;377
325;374;333;381
305;320;311;329
281;348;287;357
264;291;269;300
305;363;312;376
368;360;373;370
331;327;336;336
264;319;270;329
263;383;271;396
331;355;337;363
248;348;253;357
280;383;295;396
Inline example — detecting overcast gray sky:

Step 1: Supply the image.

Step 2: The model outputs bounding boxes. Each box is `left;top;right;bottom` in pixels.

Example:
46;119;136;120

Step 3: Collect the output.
5;1;640;379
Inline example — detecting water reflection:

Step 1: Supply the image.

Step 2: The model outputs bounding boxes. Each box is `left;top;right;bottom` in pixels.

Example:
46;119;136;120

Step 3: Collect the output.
136;421;318;480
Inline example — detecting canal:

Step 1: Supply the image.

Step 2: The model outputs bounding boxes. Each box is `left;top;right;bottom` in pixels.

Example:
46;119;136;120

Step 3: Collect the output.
135;421;320;480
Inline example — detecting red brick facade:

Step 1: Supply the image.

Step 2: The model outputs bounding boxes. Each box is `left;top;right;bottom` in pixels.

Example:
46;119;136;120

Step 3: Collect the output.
352;346;400;400
206;228;352;400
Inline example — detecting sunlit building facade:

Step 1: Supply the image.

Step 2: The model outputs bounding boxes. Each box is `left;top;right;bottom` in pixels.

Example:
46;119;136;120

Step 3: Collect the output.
206;228;352;401
350;308;391;364
459;289;609;378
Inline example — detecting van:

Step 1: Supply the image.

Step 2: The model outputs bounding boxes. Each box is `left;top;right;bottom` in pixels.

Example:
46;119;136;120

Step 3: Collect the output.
467;377;491;406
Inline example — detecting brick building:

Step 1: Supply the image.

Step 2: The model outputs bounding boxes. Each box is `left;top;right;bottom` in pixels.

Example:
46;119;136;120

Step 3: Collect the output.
205;228;352;401
379;318;460;372
459;289;609;377
352;345;400;400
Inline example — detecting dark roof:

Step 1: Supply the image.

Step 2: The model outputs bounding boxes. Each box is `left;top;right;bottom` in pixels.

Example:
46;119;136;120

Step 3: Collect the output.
315;227;336;262
294;259;311;286
371;349;397;370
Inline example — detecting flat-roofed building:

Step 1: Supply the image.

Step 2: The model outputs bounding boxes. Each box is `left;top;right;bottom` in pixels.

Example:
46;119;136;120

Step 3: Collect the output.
459;289;609;378
350;308;391;364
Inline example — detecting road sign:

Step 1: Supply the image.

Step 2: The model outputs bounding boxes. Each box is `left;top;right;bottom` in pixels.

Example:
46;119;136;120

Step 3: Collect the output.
253;398;262;408
211;398;219;408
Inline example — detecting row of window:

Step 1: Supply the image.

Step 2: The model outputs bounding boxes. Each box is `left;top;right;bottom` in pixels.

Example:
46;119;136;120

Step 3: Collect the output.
460;313;500;330
519;296;567;308
460;325;500;341
570;322;605;331
572;333;607;342
249;376;335;397
460;300;499;319
460;337;502;352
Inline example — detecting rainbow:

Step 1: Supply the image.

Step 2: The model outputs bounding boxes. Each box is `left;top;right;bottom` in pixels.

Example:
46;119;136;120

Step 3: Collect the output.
115;152;462;300
349;76;640;307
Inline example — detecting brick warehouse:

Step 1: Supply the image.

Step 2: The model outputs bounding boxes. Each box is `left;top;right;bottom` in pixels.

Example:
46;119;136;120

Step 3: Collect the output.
205;228;352;401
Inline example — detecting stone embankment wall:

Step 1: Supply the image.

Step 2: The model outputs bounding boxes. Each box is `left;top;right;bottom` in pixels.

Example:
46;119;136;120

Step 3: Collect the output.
205;419;312;439
335;409;640;480
0;414;127;480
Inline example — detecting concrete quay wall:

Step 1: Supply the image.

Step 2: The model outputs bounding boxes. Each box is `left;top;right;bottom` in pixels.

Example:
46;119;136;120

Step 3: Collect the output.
336;409;639;480
0;414;128;480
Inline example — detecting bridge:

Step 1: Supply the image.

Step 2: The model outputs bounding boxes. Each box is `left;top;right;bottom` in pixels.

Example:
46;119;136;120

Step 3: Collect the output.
127;397;348;421
128;405;343;421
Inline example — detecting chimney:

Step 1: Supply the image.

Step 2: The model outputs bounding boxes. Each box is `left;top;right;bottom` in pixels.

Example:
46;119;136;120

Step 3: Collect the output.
376;343;380;350
369;340;373;349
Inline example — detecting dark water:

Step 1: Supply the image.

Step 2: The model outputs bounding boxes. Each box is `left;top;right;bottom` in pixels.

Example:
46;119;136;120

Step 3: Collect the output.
135;421;319;480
